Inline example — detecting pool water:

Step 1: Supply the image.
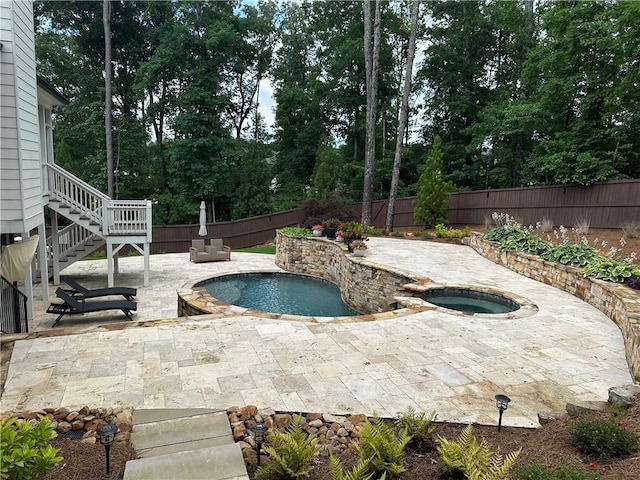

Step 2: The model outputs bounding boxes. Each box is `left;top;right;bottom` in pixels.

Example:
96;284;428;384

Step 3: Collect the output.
198;273;358;317
422;288;520;314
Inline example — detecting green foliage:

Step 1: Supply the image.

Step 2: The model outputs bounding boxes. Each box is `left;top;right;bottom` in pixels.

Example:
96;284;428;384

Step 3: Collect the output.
540;244;596;267
500;231;551;255
1;417;62;480
413;137;453;228
255;415;321;480
353;417;411;478
391;231;405;238
341;221;365;239
570;416;638;458
515;463;599;480
582;256;640;283
395;408;436;448
438;425;521;480
235;245;276;255
280;227;313;237
329;454;377;480
482;226;524;243
435;224;471;239
300;195;357;230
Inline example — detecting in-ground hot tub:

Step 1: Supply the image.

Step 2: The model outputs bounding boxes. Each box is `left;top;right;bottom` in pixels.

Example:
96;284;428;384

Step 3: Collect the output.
196;272;358;317
421;287;522;314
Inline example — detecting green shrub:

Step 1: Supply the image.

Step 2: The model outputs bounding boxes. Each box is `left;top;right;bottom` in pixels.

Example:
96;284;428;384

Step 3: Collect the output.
540;244;596;267
391;231;405;238
515;463;599;480
329;454;378;480
1;417;62;480
395;407;436;448
570;416;638;458
582;256;640;283
438;424;521;480
341;221;365;239
353;417;411;478
255;415;320;480
413;136;453;228
434;224;470;239
500;231;551;255
417;231;434;240
280;227;313;236
366;226;384;236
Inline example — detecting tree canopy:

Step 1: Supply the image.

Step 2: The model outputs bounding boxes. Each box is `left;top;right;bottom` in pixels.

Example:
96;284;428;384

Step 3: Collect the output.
35;0;640;225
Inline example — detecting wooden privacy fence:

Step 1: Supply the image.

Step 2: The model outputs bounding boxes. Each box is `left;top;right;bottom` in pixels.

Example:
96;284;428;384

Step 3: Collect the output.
448;180;640;229
149;180;639;254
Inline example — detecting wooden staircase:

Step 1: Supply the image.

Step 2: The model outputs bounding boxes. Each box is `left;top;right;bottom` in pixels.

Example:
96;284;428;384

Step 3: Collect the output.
41;163;152;286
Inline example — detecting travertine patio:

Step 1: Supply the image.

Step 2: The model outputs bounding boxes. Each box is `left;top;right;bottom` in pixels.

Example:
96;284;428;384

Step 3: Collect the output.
0;238;632;428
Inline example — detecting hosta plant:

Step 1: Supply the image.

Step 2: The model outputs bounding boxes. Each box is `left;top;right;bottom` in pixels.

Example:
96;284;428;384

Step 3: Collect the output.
500;231;551;255
482;226;524;243
540;244;596;267
582;256;640;283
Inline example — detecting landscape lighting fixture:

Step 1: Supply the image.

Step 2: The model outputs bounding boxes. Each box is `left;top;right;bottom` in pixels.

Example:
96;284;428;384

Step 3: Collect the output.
494;394;511;432
250;422;268;466
97;423;118;473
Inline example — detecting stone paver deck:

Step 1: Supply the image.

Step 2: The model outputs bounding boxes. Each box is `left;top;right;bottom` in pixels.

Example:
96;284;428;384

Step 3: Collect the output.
0;239;632;427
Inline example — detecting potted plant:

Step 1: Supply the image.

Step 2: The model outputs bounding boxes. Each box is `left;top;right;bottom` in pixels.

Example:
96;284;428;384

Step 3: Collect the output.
322;218;341;240
312;224;324;237
349;239;368;256
335;230;345;242
340;221;364;244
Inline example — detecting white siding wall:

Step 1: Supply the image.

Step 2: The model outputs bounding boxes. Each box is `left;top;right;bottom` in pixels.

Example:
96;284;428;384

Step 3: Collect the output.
0;0;42;234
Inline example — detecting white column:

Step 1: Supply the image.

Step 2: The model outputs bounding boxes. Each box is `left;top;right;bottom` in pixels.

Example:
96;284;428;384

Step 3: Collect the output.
143;242;150;287
107;241;114;287
50;210;60;285
37;223;49;300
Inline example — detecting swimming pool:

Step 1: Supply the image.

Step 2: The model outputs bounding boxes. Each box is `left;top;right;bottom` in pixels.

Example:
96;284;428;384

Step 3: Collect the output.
422;287;521;314
196;272;358;317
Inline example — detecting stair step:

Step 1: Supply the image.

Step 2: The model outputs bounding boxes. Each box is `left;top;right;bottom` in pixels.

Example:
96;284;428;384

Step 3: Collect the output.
123;443;248;480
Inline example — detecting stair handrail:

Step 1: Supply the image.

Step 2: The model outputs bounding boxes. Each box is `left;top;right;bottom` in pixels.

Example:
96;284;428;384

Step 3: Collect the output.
1;275;28;334
45;163;108;227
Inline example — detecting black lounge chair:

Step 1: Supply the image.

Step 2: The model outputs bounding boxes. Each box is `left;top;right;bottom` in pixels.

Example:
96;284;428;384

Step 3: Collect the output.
47;288;137;328
61;276;137;301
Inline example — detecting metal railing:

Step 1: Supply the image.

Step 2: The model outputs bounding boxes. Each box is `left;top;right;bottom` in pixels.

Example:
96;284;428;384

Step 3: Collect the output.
1;275;28;334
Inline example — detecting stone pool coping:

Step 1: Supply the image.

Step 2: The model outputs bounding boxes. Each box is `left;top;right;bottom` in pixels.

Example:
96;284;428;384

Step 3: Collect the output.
176;233;539;323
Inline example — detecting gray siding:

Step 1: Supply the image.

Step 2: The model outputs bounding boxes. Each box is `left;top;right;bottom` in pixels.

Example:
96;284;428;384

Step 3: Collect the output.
0;0;43;234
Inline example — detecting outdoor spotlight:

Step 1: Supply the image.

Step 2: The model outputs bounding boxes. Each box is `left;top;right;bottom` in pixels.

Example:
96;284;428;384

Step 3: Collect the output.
250;422;268;466
97;423;118;473
494;394;511;432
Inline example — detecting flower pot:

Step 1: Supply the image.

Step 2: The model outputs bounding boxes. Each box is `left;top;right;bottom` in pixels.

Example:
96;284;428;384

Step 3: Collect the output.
325;227;337;240
313;229;323;237
353;249;366;257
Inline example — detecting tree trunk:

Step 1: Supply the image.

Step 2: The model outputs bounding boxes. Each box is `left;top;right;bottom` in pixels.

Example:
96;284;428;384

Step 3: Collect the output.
103;0;114;198
386;0;420;232
362;0;381;229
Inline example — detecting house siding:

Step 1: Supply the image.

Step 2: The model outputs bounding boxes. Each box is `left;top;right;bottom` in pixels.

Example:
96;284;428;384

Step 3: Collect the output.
0;0;42;234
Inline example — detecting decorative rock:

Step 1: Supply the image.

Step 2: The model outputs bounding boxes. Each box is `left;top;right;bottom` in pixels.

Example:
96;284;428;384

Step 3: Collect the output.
337;427;349;437
258;407;276;418
239;405;258;421
245;436;256;448
608;384;640;408
43;407;55;413
274;413;292;429
226;406;240;415
306;413;323;423
538;411;569;425
322;414;346;424
71;419;85;430
233;425;246;442
58;421;72;433
242;447;257;461
66;412;80;422
566;401;607;416
117;422;132;433
54;407;69;417
24;412;40;421
115;432;130;443
81;436;96;444
308;419;323;428
78;406;91;416
346;414;367;425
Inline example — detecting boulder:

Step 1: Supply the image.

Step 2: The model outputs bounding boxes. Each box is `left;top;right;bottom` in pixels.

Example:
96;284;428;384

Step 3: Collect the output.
608;384;640;408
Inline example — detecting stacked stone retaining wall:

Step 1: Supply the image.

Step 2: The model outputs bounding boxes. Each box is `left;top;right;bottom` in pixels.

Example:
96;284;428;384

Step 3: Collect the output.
274;232;422;314
469;233;640;382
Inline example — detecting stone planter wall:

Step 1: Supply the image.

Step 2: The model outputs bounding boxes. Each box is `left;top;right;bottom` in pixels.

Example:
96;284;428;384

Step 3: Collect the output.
469;233;640;382
275;232;422;314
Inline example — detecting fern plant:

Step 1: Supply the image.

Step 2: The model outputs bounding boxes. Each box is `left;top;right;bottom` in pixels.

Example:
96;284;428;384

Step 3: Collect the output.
255;415;320;480
353;416;411;478
395;407;436;448
438;425;521;480
329;454;380;480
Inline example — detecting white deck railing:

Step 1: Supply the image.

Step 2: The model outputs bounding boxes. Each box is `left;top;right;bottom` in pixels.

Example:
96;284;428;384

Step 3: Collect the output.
44;163;152;240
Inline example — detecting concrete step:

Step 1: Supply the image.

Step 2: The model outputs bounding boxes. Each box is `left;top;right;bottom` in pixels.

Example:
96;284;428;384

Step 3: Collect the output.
123;409;249;480
123;443;249;480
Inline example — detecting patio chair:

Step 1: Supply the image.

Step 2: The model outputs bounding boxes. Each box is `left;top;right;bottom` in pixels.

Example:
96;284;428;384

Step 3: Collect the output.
189;239;231;263
61;275;137;301
47;288;137;328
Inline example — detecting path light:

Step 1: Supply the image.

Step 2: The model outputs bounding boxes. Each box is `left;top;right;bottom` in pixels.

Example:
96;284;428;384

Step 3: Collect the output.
251;422;268;466
97;423;118;473
495;394;511;432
